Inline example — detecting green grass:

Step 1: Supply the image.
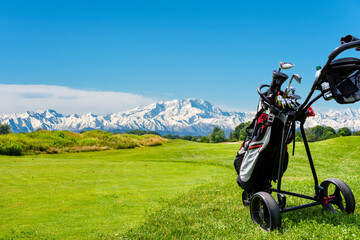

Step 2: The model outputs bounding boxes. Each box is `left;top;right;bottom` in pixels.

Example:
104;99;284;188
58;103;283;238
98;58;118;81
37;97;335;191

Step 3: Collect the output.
0;137;359;239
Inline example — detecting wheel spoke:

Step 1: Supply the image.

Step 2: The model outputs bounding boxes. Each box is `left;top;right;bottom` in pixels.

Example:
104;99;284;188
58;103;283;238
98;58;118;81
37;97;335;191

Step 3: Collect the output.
331;187;345;211
333;187;341;198
264;215;271;228
335;200;345;211
253;210;261;216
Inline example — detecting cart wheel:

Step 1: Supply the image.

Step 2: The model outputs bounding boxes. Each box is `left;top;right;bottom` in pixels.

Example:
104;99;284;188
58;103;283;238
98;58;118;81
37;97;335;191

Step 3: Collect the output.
250;191;281;231
320;178;355;214
242;191;250;207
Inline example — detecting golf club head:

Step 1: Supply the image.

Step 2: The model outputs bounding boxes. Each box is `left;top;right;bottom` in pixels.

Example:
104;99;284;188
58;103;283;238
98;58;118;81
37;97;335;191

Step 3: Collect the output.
285;98;292;108
276;95;284;108
288;92;301;100
279;62;295;70
292;93;301;100
290;86;296;94
293;74;302;84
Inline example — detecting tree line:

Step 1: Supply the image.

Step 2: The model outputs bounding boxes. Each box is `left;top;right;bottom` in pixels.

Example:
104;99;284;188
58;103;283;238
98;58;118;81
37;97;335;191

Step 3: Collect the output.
1;122;359;143
161;123;360;143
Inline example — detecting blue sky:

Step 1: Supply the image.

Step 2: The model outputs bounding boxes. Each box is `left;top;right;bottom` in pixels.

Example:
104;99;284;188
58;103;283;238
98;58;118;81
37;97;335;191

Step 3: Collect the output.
1;0;360;114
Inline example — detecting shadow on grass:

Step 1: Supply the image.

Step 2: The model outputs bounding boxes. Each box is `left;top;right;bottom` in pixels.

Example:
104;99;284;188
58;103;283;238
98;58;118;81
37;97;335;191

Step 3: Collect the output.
281;205;360;230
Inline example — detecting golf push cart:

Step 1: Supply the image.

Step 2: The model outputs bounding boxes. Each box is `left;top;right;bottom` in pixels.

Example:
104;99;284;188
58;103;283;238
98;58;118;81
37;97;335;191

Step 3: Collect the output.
234;35;360;230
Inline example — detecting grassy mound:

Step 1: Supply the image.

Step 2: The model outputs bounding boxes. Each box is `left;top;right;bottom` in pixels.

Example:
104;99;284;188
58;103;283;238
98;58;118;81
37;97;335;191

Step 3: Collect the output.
0;130;167;155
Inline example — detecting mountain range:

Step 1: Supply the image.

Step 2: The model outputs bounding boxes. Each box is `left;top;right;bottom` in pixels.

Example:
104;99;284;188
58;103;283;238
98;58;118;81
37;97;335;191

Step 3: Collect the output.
1;98;360;135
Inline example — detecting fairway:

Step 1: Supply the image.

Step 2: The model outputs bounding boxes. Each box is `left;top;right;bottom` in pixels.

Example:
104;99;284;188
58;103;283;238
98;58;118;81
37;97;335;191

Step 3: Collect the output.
0;140;234;239
0;138;360;239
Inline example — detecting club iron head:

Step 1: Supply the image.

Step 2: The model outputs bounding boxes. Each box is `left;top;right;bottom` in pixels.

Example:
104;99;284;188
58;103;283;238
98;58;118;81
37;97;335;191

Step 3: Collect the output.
279;62;295;70
289;93;301;100
293;74;302;84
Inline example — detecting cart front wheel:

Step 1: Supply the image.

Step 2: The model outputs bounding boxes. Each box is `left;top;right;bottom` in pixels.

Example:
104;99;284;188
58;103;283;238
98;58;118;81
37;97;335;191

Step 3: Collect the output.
250;191;281;231
320;178;355;214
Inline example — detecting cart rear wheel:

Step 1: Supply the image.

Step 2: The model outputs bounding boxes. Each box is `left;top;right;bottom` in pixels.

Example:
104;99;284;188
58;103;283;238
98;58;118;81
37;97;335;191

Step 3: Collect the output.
242;191;250;207
250;191;281;231
320;178;355;214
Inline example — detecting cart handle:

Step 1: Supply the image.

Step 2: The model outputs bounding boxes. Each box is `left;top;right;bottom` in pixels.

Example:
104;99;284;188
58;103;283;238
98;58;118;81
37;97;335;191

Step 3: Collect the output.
295;36;360;117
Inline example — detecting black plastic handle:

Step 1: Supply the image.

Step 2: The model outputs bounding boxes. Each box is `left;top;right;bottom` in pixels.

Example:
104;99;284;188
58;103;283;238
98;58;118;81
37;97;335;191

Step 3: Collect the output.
257;84;271;103
295;35;360;117
328;39;360;61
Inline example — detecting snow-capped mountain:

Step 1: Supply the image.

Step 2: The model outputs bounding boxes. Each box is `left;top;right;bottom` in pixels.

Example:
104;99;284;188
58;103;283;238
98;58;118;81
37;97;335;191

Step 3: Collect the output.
0;99;254;135
304;108;360;131
1;98;360;135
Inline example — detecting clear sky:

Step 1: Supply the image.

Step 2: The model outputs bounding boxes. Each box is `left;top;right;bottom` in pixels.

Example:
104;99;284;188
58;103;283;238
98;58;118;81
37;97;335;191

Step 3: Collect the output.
1;0;360;114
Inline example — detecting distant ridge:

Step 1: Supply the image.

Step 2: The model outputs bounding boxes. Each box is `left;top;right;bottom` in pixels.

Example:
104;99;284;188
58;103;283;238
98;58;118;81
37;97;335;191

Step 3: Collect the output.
1;98;360;135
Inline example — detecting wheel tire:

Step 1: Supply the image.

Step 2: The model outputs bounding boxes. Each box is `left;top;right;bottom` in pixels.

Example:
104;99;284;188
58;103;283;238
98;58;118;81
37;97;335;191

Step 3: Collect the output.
320;178;355;214
242;191;250;207
250;191;281;231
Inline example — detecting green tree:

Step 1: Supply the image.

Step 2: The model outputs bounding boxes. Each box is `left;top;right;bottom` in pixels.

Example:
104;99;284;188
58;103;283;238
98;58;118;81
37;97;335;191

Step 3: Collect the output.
0;124;11;135
126;129;160;136
228;131;233;142
353;131;360;136
320;131;335;140
337;127;352;136
312;125;325;140
182;135;193;141
233;121;252;141
323;126;336;134
209;127;226;143
319;126;336;140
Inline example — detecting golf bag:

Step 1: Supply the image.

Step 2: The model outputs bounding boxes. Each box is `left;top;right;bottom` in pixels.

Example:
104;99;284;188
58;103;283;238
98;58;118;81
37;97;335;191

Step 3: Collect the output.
234;103;292;193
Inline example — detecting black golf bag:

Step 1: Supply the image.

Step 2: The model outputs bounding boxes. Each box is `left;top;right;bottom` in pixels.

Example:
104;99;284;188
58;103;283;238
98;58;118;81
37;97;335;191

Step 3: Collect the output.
234;100;293;193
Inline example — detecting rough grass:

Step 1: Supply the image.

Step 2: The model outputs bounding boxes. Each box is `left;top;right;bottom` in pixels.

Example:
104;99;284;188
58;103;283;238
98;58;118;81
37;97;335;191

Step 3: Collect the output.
0;130;167;155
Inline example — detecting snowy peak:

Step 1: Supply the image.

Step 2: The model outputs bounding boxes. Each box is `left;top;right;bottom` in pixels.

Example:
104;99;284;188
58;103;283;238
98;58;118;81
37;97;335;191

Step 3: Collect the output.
305;108;360;131
1;99;360;134
0;99;254;135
